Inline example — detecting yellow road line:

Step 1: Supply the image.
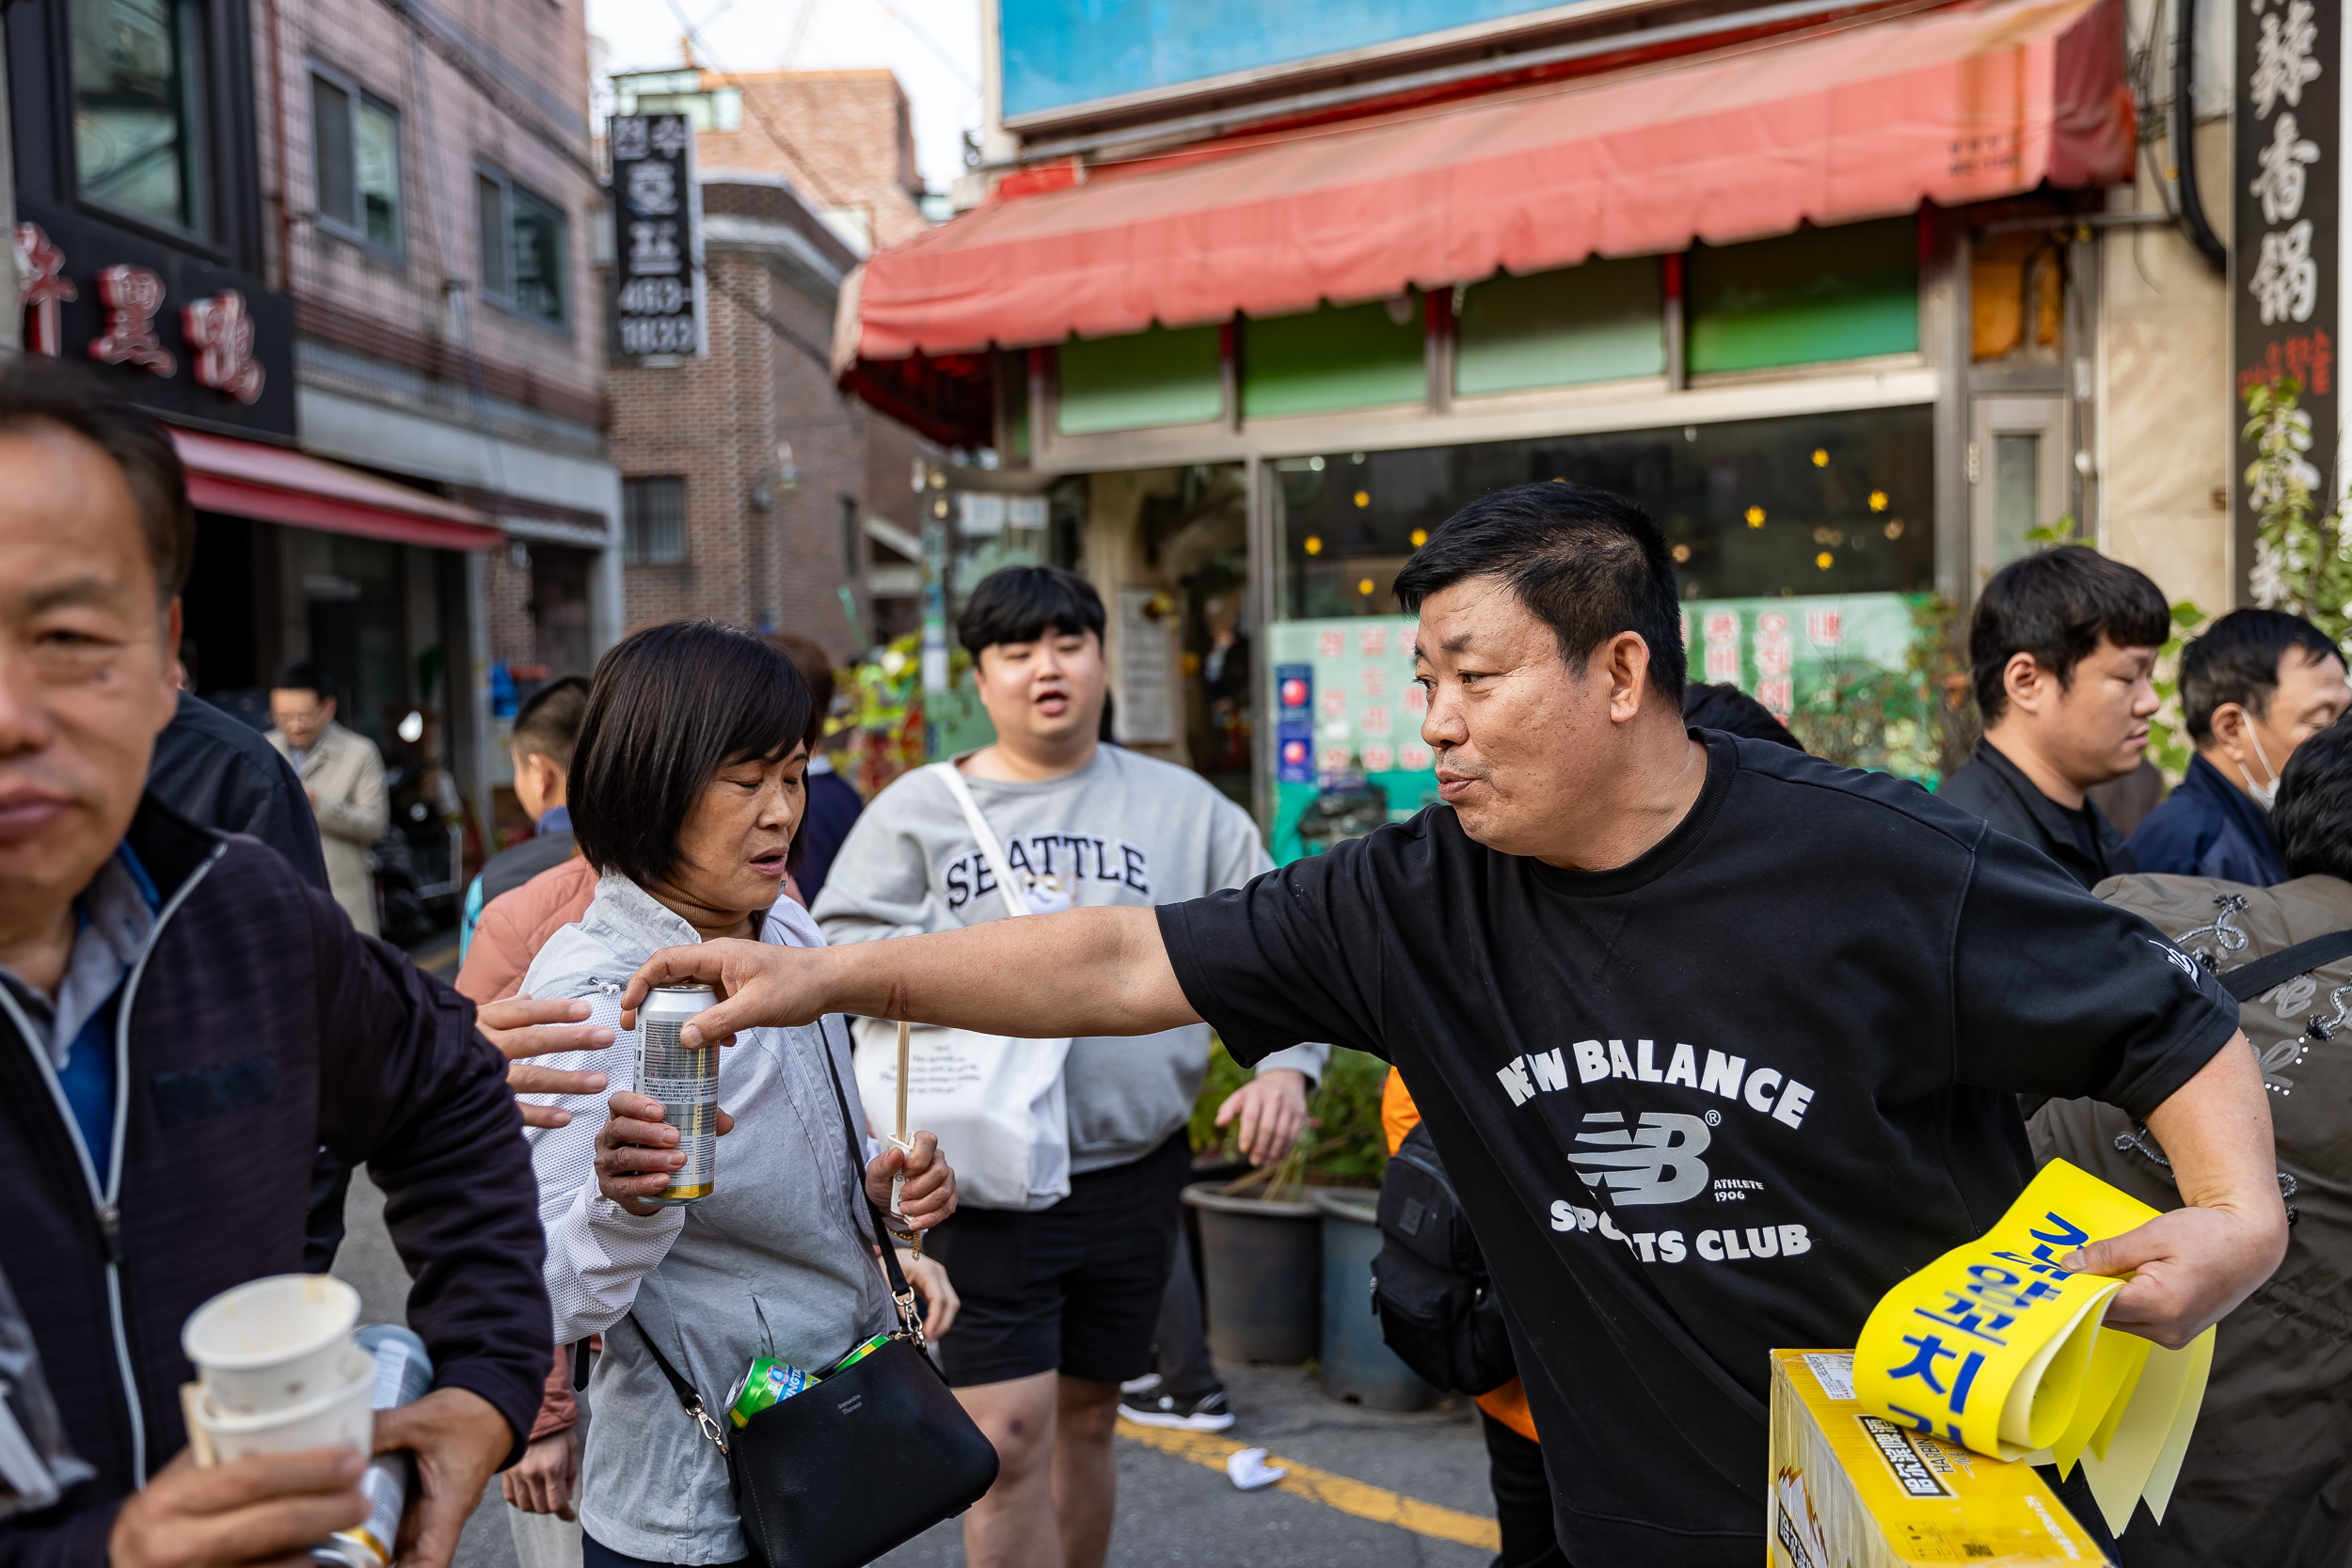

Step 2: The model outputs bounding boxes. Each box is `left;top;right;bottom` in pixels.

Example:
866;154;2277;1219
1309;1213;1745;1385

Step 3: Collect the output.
1117;1418;1502;1551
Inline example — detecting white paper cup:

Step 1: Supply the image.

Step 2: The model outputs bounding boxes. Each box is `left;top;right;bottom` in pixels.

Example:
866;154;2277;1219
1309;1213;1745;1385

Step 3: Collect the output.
189;1346;377;1464
182;1275;360;1415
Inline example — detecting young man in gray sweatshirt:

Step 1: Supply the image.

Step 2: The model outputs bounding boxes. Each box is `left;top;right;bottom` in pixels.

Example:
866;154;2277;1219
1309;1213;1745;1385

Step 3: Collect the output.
813;565;1327;1568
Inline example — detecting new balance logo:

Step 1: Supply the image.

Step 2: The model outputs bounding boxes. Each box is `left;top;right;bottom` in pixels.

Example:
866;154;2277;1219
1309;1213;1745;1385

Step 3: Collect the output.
1565;1111;1711;1205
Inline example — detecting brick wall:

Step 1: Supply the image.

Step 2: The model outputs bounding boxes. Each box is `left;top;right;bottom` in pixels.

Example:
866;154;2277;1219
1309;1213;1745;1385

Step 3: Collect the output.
485;546;536;668
691;71;930;249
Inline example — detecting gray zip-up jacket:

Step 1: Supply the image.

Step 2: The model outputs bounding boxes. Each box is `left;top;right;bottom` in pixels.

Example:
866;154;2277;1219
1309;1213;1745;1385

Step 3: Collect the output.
812;745;1328;1175
521;874;894;1564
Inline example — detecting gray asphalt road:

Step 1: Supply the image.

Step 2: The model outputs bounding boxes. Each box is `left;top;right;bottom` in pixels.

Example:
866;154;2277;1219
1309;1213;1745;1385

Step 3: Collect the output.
334;1172;1495;1568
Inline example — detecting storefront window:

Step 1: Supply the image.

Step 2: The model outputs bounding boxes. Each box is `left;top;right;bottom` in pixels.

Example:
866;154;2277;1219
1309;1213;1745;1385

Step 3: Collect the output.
72;0;209;235
1275;407;1935;618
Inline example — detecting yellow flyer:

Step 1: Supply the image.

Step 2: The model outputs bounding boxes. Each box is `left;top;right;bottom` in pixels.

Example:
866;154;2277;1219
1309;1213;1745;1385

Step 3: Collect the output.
1851;1159;2215;1535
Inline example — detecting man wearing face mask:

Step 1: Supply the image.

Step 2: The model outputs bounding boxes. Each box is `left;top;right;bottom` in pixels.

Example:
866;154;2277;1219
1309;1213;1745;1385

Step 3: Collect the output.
2127;610;2351;884
1937;547;2169;890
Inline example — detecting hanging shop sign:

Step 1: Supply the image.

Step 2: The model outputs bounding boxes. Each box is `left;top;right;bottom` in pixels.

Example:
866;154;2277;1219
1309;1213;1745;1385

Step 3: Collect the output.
2233;0;2340;588
609;113;707;360
10;209;295;439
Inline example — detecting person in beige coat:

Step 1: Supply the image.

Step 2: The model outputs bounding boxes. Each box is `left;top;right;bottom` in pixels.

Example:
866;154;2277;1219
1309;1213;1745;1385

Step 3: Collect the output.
267;660;389;935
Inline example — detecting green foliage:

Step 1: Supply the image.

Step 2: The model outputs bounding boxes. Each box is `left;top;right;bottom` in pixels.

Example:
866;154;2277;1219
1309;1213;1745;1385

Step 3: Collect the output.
2024;513;2083;548
2244;377;2352;655
1788;594;1972;784
1188;1040;1390;1190
2145;600;2210;783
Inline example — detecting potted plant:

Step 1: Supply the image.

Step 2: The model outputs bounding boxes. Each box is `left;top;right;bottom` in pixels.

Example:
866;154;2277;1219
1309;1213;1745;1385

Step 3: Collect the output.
1182;1045;1388;1364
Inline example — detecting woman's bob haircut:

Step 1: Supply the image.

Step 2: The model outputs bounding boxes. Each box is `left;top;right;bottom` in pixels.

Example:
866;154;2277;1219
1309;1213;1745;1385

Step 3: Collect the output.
570;621;812;889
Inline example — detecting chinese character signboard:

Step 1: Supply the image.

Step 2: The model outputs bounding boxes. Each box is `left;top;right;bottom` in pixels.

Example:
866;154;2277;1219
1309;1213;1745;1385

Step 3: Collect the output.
2233;0;2340;593
609;114;705;359
10;209;294;438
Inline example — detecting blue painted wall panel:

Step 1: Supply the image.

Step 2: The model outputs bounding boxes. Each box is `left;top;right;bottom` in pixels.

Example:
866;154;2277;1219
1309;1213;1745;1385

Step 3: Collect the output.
1000;0;1576;120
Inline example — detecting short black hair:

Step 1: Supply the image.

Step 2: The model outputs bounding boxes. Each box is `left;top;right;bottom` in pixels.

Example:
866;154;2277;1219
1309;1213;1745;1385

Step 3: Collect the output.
2273;719;2352;880
958;565;1105;657
1391;480;1686;703
0;354;194;599
1681;682;1804;751
512;675;590;773
764;632;835;749
2177;609;2344;745
274;660;330;698
1968;547;2169;723
570;622;811;889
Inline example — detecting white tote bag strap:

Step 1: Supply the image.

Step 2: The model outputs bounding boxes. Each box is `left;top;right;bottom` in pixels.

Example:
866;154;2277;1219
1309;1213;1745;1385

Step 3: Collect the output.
932;762;1031;920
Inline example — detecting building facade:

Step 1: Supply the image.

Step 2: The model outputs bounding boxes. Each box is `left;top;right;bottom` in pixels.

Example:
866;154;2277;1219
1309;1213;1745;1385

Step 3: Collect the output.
833;0;2304;848
605;67;938;664
8;0;620;926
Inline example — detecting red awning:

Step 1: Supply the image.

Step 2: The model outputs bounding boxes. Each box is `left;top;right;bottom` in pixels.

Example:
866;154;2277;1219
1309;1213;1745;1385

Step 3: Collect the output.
843;0;2127;370
171;430;504;551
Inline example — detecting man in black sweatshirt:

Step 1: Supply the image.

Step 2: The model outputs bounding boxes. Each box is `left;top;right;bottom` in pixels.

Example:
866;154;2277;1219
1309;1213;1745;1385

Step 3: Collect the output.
0;356;557;1568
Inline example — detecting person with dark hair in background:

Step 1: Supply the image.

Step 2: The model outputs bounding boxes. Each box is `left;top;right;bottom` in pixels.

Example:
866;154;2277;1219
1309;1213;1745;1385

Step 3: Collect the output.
462;675;591;959
638;483;2288;1568
0;347;582;1568
764;632;863;903
2128;610;2350;886
267;658;389;934
2034;716;2352;1567
1938;546;2171;889
814;564;1327;1568
146;687;332;895
1680;682;1804;751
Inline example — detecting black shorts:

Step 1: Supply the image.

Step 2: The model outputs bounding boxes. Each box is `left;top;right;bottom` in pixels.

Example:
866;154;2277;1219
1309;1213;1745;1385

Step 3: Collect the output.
924;1130;1191;1387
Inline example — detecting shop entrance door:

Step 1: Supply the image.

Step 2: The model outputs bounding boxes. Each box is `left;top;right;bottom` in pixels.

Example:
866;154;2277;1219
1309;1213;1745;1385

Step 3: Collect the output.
1968;396;2068;581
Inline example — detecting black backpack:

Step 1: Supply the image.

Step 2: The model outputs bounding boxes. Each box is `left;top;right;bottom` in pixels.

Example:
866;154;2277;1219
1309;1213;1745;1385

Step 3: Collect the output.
1371;1122;1516;1396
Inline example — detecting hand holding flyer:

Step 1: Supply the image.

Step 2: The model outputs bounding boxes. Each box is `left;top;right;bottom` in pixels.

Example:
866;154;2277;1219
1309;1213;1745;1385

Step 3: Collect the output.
1853;1160;2217;1535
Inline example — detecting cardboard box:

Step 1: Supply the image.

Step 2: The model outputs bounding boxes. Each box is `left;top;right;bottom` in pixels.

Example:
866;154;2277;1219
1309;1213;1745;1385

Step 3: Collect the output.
1769;1350;2112;1567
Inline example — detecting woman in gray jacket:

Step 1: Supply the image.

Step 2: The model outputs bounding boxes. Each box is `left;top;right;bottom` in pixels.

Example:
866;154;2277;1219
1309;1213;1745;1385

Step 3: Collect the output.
517;621;959;1567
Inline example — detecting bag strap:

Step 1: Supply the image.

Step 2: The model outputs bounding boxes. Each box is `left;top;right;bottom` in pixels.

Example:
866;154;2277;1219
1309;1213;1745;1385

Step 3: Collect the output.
2219;927;2352;1002
816;1014;927;1345
627;1313;729;1457
932;763;1031;921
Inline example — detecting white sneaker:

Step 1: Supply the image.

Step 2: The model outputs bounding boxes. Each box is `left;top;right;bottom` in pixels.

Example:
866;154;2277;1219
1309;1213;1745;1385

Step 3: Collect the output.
1119;1387;1235;1433
1120;1371;1163;1396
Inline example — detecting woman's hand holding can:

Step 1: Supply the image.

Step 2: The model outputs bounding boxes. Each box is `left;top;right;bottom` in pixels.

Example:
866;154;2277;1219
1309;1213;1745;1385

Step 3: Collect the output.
596;1091;739;1217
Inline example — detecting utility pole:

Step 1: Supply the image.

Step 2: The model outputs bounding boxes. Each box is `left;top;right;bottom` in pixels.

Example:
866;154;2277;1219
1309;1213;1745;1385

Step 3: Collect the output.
0;24;16;348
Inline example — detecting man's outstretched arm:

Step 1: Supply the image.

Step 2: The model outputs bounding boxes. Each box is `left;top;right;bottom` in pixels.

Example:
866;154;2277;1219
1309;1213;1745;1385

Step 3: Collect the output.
620;905;1200;1046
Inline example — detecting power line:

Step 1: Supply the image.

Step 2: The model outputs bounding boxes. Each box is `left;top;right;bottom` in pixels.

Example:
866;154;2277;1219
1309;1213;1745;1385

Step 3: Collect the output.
656;0;866;215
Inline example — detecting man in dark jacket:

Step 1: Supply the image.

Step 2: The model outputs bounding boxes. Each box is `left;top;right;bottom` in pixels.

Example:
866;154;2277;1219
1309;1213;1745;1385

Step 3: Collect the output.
1939;546;2169;888
2034;717;2352;1566
2128;609;2349;885
0;357;554;1568
146;689;331;893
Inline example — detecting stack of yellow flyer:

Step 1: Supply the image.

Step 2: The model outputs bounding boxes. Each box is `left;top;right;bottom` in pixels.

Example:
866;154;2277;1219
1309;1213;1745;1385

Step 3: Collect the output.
1768;1159;2217;1566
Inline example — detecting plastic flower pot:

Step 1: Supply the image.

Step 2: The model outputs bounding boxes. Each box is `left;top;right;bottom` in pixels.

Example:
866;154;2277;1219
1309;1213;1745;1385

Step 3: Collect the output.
1183;1181;1322;1365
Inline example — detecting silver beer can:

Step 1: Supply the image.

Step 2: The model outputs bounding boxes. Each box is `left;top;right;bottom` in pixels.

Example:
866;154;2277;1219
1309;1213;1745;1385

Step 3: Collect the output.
637;983;721;1204
311;1324;433;1568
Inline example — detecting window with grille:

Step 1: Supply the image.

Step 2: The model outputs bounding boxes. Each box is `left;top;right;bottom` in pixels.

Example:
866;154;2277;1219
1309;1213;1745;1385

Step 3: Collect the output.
623;476;687;564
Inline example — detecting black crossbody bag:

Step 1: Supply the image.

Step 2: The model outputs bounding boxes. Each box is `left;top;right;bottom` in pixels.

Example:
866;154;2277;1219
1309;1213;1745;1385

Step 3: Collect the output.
629;1022;999;1568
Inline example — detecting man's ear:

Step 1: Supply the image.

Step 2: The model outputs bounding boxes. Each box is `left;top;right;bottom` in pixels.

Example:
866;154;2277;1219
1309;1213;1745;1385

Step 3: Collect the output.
2001;651;2048;717
2205;701;2250;758
155;598;184;736
1602;631;1654;724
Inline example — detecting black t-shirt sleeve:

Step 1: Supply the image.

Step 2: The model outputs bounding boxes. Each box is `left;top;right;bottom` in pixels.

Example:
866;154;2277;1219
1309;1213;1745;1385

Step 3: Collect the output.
1949;826;2240;1116
1157;835;1390;1066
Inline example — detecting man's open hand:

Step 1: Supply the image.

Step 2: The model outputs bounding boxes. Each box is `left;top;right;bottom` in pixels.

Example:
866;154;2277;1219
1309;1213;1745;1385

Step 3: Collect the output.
108;1447;367;1568
1215;1069;1310;1165
376;1386;516;1568
476;994;615;1129
2070;1202;2286;1348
